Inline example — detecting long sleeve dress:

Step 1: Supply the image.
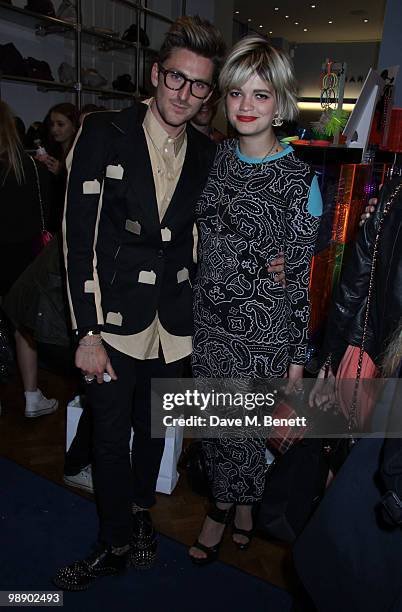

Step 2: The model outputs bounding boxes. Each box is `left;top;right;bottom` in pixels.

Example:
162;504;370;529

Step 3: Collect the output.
192;140;321;503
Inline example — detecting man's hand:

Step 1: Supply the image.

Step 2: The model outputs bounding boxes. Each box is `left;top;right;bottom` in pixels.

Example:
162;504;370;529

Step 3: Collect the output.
308;366;336;409
75;341;117;384
268;251;285;287
359;197;378;227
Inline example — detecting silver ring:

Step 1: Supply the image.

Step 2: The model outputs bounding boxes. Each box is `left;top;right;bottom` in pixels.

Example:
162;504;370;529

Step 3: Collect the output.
84;374;95;383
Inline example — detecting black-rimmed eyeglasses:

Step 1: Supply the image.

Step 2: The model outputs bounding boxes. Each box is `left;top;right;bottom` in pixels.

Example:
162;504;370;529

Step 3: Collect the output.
158;64;213;100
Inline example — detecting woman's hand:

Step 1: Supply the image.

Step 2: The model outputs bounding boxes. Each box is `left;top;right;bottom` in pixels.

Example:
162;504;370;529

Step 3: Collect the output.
42;155;62;175
308;366;336;409
267;251;286;287
283;363;304;395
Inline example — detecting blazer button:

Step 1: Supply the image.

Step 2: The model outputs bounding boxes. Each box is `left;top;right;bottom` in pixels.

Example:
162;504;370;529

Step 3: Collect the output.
158;249;164;258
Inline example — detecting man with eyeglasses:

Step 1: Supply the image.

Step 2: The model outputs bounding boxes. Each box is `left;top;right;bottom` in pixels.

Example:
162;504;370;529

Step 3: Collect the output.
53;15;226;591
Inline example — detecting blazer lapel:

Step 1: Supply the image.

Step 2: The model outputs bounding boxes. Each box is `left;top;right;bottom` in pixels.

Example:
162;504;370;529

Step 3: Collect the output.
110;105;160;230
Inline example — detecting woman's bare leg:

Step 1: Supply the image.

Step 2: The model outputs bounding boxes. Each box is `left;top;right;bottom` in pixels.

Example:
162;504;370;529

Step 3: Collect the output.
15;329;37;391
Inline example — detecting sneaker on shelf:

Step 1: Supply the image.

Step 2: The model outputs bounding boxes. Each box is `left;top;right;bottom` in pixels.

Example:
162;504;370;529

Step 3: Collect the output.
24;389;58;418
63;465;94;493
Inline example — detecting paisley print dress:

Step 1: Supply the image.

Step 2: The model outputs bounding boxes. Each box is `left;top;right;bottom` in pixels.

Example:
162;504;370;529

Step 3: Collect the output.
192;140;320;502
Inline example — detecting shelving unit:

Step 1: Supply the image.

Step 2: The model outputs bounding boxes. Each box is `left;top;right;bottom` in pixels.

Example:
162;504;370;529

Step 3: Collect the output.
0;0;186;110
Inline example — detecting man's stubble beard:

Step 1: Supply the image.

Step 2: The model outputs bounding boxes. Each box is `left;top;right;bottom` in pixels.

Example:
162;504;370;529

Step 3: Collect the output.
155;96;199;129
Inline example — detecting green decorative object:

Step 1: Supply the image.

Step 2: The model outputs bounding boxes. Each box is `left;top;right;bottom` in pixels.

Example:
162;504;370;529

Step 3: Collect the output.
311;109;350;140
324;109;350;137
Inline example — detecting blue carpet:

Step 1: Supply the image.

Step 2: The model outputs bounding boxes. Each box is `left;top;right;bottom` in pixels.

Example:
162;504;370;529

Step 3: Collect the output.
0;456;292;612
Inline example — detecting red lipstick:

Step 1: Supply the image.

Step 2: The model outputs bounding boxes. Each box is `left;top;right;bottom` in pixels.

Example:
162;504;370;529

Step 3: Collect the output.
237;115;257;122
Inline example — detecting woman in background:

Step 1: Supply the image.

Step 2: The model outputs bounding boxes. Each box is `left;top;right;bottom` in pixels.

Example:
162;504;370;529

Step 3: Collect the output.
0;100;57;418
39;103;79;232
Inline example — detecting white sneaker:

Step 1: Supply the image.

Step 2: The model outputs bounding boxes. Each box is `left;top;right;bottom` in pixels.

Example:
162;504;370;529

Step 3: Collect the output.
24;389;58;418
63;465;94;493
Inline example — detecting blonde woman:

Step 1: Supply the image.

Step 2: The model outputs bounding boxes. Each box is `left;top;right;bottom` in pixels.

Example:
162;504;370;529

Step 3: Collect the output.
0;100;57;418
189;35;322;564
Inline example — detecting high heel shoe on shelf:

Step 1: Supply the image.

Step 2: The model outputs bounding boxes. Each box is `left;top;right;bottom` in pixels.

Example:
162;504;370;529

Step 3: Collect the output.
190;504;233;566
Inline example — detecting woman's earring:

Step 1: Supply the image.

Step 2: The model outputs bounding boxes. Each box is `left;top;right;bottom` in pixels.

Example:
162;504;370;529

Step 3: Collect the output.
272;113;283;127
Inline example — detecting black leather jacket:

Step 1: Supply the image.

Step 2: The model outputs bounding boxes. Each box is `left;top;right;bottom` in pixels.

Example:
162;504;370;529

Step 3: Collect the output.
319;177;402;370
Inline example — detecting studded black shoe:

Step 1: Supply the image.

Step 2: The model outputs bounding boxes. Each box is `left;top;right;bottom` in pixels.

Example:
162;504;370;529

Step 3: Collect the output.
129;510;157;569
52;543;128;591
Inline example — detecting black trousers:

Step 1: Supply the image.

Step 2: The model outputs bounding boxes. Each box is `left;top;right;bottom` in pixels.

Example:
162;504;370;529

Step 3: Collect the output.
71;343;183;547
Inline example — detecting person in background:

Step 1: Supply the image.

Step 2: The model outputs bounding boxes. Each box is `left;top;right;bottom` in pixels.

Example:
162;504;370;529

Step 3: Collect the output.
295;319;402;612
190;90;226;143
189;35;322;565
310;176;402;413
0;100;57;418
42;103;80;175
38;103;80;232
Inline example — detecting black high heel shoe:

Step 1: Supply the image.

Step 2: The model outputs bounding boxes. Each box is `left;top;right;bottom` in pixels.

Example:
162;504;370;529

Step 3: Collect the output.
232;524;253;550
190;504;233;566
232;505;253;551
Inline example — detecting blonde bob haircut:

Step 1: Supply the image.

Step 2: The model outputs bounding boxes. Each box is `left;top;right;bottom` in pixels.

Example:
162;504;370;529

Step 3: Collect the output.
219;35;299;122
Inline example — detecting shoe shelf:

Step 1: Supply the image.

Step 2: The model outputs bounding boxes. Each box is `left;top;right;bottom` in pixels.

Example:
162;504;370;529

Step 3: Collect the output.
0;1;76;34
1;74;75;92
0;1;172;45
111;0;174;25
0;0;185;107
1;73;138;100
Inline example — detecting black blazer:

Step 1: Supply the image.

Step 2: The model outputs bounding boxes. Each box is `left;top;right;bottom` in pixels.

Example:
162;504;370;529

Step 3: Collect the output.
64;102;216;337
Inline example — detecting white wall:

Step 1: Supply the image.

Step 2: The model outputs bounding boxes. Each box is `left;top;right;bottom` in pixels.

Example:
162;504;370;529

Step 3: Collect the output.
378;0;402;106
293;41;380;100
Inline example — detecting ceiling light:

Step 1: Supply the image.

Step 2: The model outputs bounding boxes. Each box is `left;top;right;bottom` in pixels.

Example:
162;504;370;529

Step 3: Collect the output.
274;7;279;10
247;18;252;22
234;10;239;14
310;4;316;7
294;21;299;25
285;15;289;19
303;28;308;31
259;24;263;28
269;30;273;34
363;18;369;23
328;20;333;24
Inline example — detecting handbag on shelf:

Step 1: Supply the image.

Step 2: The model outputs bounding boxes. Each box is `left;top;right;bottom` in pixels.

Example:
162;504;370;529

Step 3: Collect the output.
24;56;54;81
122;24;150;47
29;156;53;254
24;0;55;17
56;0;76;22
81;68;108;88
